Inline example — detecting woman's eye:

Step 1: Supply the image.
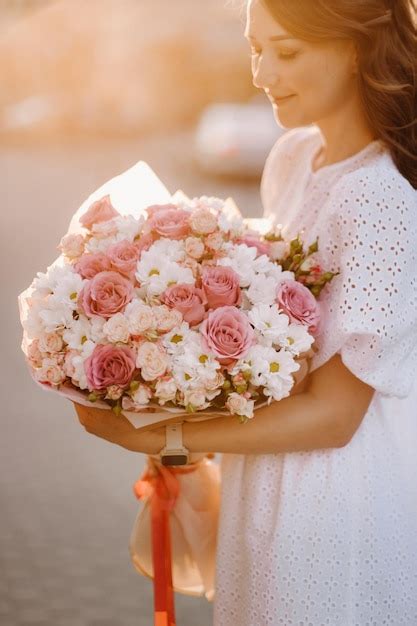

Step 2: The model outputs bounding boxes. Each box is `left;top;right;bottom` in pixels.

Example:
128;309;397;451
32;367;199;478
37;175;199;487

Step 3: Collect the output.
277;51;299;60
248;48;299;61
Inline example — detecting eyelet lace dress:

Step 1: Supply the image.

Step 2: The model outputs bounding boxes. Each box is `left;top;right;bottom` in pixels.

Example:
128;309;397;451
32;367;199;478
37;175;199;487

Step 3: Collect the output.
213;125;417;626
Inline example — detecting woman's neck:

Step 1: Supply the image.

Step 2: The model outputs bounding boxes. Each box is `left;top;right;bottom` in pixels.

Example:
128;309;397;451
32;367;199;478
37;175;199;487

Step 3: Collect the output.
313;99;377;171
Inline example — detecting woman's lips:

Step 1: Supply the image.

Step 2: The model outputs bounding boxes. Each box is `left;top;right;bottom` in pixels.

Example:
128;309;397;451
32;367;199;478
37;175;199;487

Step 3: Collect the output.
273;94;295;104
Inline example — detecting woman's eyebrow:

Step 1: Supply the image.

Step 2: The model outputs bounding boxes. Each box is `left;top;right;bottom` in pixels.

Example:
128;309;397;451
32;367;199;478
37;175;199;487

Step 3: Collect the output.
245;34;297;42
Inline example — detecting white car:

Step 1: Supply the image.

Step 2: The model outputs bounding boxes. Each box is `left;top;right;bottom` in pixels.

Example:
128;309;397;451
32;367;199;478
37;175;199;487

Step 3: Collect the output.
194;97;286;178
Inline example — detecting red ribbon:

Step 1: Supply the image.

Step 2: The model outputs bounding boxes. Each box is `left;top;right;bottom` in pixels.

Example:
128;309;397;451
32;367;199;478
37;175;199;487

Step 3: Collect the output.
133;456;201;626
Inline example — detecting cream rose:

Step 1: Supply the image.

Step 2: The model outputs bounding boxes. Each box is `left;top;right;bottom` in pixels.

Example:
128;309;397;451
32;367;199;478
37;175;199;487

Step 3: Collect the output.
59;234;85;260
155;377;178;405
185;236;205;260
103;313;131;343
38;331;64;354
190;208;218;235
154;305;183;334
136;342;169;381
225;392;254;418
127;303;155;335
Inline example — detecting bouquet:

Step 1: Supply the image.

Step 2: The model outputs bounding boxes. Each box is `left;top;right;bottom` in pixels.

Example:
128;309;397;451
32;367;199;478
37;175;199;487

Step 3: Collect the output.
17;161;338;620
18;175;336;430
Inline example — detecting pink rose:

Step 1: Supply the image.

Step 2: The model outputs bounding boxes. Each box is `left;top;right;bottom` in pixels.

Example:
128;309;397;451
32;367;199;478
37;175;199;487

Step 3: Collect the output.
149;207;190;240
200;306;254;365
162;283;207;326
106;239;140;278
145;203;178;219
134;233;154;255
78;271;134;319
75;253;112;279
202;266;241;309
79;195;120;231
276;280;321;336
236;235;270;257
84;344;136;391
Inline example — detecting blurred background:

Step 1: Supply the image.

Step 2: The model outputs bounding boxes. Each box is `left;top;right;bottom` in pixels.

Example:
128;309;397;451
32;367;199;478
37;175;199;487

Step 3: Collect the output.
2;1;284;624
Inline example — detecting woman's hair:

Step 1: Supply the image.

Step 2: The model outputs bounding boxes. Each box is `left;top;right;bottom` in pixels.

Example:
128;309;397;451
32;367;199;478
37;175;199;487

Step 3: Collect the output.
259;0;417;189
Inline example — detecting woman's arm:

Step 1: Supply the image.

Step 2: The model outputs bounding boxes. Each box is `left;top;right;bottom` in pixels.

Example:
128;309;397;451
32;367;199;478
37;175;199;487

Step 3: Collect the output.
74;354;375;455
182;353;375;455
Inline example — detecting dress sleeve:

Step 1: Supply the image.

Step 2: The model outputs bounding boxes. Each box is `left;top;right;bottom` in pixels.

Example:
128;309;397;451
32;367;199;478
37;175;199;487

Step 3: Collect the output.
310;168;417;398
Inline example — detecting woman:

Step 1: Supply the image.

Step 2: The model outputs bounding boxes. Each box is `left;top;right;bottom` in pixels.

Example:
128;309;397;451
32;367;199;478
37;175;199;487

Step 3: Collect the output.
76;0;417;623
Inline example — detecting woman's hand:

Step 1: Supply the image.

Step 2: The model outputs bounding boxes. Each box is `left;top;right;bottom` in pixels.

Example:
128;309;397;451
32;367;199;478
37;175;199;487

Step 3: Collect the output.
73;402;165;455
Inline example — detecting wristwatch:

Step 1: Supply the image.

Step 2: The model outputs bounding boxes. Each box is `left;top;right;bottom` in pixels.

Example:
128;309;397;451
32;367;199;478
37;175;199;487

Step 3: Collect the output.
159;423;190;466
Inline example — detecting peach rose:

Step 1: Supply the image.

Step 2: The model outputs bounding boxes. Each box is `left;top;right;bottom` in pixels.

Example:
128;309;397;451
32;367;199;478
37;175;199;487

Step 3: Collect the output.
35;357;66;386
78;271;134;319
276;280;321;336
185;236;205;260
38;331;64;354
107;239;140;278
162;283;207;326
154;306;183;334
190;208;217;235
105;385;124;400
75;253;112;279
225;392;254;418
84;344;136;391
58;233;85;260
205;232;224;252
200;306;254;365
79;195;120;231
202;266;241;309
27;339;43;367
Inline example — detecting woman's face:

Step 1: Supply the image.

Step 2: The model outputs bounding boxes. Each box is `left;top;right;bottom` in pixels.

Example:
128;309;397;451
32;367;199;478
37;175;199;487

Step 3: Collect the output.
246;0;358;129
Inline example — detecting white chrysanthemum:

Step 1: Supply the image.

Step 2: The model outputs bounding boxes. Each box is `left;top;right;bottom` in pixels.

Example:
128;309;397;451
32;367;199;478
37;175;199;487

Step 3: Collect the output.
145;238;185;262
85;234;119;254
248;304;290;345
247;344;300;401
112;214;144;241
218;212;244;236
147;265;194;297
135;240;185;285
276;322;315;356
71;339;96;389
218;244;258;287
52;272;86;310
63;316;92;350
246;275;278;306
22;296;49;339
162;322;194;356
172;339;221;392
191;195;226;212
266;262;295;283
32;263;75;296
38;299;75;333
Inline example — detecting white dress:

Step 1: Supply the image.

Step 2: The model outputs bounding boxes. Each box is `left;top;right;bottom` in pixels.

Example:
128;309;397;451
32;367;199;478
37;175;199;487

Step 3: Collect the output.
213;125;417;626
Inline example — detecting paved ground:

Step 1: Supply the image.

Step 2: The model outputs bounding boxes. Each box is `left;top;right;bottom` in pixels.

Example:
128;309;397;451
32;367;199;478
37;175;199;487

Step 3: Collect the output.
1;129;261;625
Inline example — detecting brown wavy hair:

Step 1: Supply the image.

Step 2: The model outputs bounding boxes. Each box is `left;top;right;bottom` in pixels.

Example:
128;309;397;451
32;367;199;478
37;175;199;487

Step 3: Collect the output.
258;0;417;189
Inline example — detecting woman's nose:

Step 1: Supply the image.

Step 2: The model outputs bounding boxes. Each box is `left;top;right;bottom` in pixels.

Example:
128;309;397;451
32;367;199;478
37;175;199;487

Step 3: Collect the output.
252;55;279;91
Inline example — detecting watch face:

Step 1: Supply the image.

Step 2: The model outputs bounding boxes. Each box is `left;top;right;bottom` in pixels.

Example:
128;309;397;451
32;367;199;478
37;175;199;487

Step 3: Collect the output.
161;454;188;467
